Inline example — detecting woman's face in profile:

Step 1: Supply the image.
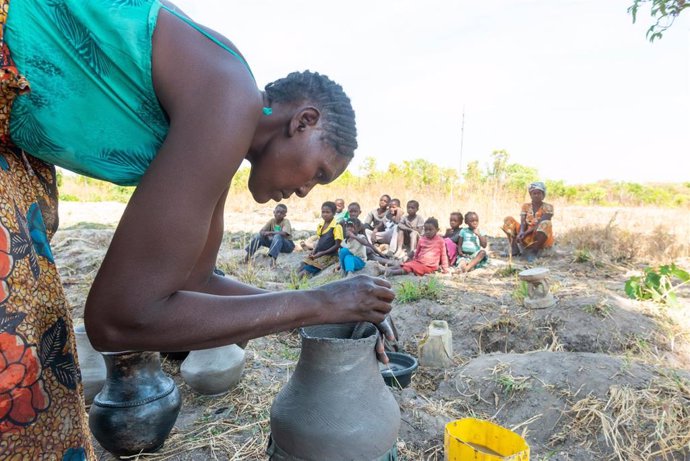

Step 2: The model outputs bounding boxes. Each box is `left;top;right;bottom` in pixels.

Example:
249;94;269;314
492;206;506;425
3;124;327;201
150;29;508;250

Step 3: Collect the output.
248;131;349;203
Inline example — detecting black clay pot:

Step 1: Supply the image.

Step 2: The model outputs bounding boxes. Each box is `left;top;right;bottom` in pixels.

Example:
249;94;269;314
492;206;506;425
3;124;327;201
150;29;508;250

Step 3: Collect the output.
89;351;181;456
269;323;400;460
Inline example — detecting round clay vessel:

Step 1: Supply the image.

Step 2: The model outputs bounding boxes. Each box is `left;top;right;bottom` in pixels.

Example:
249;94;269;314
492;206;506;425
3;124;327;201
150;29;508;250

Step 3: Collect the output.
269;323;400;460
89;351;181;456
181;344;245;395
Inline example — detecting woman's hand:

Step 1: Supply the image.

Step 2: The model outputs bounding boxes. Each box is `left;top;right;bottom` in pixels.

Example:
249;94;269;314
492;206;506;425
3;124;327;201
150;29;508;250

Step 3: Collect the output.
315;275;395;327
374;315;398;364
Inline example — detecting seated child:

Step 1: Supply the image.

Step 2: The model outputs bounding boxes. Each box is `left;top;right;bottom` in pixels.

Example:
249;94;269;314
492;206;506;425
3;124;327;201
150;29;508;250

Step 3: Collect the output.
457;212;488;272
302;201;350;251
501;181;554;262
368;198;402;251
363;194;390;231
336;218;378;277
337;201;362;224
443;211;463;266
383;217;449;276
395;200;425;259
298;201;343;277
245;204;295;266
334;198;348;222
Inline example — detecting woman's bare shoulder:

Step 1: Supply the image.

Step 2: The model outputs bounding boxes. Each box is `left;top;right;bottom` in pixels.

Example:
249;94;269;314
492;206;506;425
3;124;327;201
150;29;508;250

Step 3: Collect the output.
151;4;261;123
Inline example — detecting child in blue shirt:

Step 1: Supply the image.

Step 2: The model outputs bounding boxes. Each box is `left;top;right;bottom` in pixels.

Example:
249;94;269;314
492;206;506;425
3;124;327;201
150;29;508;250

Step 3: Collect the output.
457;211;488;272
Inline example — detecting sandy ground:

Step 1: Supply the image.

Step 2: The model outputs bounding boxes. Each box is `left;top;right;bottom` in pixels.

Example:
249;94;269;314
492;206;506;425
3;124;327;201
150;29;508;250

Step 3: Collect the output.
55;202;690;460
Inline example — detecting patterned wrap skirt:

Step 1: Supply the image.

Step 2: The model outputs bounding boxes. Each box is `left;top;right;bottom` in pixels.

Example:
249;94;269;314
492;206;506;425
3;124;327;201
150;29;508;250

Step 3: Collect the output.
0;0;94;458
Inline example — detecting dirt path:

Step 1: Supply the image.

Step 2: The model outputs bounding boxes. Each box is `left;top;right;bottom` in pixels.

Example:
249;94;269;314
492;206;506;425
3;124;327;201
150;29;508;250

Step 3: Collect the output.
55;203;690;460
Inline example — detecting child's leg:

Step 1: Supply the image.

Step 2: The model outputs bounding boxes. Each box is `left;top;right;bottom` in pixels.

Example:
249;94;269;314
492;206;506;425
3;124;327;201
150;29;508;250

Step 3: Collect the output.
352;255;366;272
461;250;487;272
301;235;318;251
409;231;420;252
377;257;401;267
395;228;406;253
384;267;406;276
338;247;351;273
281;238;296;254
444;237;458;266
268;234;286;259
245;234;263;260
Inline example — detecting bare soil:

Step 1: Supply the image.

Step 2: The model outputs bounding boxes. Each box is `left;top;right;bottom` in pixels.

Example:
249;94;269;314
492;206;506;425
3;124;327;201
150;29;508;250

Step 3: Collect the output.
55;203;690;460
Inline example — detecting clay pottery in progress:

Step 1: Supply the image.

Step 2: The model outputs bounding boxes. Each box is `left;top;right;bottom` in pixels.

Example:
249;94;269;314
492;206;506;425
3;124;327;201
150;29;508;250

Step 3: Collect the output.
73;323;106;404
180;344;245;395
519;267;556;309
417;320;453;368
269;323;400;460
89;351;181;457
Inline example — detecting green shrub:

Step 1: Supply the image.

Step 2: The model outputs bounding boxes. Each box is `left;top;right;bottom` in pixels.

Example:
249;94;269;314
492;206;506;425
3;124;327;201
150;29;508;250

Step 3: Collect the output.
395;277;442;303
625;264;690;306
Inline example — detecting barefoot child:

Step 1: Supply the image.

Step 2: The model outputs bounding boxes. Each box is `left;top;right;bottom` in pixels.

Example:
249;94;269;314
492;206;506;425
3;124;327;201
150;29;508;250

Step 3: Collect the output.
298;202;343;276
443;212;463;266
395;200;425;258
457;212;488;272
336;218;377;277
245;204;295;265
384;217;449;276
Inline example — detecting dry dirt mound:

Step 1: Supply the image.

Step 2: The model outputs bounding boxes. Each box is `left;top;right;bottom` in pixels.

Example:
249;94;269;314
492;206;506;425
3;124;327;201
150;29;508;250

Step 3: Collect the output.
52;225;690;460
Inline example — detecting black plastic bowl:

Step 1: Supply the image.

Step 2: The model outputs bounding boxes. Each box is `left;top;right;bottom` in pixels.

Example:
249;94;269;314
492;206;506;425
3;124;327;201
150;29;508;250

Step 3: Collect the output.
380;352;418;389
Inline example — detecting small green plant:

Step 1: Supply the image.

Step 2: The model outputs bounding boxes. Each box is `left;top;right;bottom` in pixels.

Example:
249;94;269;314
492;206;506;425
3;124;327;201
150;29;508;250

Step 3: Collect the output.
236;263;264;288
625;263;690;306
582;300;612;317
287;270;310;290
574;248;591;263
495;373;531;395
395;277;442;303
494;265;519;277
511;280;529;303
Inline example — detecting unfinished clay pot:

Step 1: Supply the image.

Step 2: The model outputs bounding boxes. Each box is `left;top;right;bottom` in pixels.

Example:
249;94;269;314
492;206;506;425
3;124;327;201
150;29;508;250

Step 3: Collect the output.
89;351;181;457
73;323;106;404
180;344;245;395
269;323;400;460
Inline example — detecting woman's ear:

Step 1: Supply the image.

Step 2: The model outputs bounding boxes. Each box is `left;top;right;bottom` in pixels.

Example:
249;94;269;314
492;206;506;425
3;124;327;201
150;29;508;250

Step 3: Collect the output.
289;107;321;136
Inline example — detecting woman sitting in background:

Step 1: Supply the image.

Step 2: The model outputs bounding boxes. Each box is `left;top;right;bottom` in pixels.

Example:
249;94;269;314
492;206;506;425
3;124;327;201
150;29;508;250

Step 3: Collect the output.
502;181;554;262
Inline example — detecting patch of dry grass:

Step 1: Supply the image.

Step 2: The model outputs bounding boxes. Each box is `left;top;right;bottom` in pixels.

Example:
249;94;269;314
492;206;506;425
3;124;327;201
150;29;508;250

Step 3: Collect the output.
553;375;690;461
560;212;690;265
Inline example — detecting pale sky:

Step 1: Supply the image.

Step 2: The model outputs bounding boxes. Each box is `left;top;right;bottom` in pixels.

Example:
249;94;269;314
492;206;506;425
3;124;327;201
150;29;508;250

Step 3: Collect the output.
175;0;689;184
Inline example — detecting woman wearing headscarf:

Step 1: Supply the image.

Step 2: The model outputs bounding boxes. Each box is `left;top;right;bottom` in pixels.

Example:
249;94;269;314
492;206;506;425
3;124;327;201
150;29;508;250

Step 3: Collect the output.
502;181;554;262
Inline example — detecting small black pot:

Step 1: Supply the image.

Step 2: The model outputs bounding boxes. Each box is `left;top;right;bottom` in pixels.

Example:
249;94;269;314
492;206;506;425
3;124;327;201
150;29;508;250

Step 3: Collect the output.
381;352;418;389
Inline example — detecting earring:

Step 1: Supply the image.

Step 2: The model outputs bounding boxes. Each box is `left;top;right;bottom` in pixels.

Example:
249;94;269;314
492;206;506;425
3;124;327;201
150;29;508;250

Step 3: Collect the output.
262;107;273;116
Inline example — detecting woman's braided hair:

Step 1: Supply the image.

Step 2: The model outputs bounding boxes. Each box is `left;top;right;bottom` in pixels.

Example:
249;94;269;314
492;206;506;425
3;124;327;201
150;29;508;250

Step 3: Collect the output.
265;70;357;158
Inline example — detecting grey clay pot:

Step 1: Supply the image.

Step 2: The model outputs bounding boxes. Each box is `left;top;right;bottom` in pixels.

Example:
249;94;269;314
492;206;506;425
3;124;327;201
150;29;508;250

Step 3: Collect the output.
269;323;401;460
89;351;181;457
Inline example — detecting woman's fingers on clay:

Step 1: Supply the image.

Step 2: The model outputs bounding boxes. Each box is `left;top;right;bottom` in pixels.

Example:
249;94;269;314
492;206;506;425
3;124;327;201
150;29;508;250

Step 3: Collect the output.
375;335;389;364
377;316;396;341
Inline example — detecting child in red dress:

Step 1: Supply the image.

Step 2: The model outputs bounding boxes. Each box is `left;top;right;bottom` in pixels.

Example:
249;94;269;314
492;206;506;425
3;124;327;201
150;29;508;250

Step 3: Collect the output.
383;217;449;276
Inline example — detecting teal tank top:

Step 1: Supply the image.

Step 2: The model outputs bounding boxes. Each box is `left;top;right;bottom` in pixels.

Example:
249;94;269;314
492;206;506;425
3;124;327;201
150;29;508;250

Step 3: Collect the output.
5;0;167;186
5;0;259;186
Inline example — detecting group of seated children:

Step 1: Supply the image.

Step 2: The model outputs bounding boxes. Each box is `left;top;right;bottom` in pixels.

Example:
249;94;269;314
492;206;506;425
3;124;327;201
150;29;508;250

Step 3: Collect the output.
245;196;491;278
244;181;553;277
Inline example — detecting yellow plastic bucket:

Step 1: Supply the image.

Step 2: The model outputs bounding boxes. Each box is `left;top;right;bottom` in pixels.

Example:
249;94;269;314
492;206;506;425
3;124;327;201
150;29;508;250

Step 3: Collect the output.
445;418;530;460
